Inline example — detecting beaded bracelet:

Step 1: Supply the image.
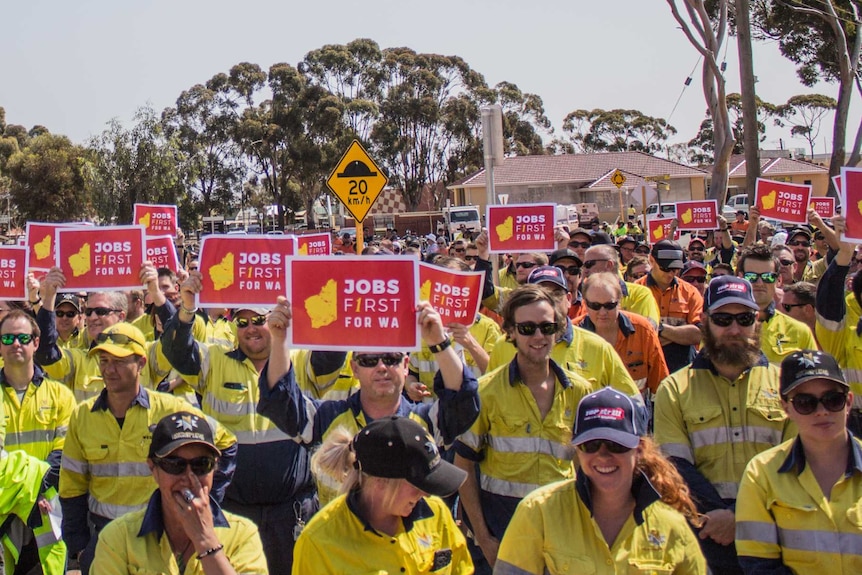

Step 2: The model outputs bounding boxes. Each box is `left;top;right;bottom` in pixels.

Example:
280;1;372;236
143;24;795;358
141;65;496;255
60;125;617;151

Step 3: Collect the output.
197;544;224;560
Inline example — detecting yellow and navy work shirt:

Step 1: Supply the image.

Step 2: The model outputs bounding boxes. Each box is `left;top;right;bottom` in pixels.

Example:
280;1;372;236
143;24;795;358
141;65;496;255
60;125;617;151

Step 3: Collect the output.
409;313;503;394
454;359;592;534
760;303;818;366
736;435;862;574
0;366;75;488
815;261;862;409
654;352;794;502
494;472;707;575
637;273;704;373
203;314;236;349
161;315;312;506
292;491;472;575
257;363;479;506
59;386;236;554
486;319;640;396
292;349;359;401
91;489;267;575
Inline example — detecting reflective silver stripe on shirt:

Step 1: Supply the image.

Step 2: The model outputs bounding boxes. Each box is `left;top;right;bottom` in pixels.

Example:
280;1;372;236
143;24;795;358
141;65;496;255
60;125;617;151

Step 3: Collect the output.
88;461;151;478
713;481;738;499
4;430;53;445
232;428;292;445
88;496;145;520
34;529;61;547
633;377;647;392
815;311;844;333
480;474;541;499
486;435;575;461
61;455;89;475
690;426;782;449
206;396;256;417
659;442;694;463
493;560;536;575
778;527;862;556
736;520;779;545
457;430;483;452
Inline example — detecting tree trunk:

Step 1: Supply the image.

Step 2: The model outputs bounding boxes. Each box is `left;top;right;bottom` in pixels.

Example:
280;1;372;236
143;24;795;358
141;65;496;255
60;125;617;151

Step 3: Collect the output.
736;0;760;203
848;113;862;167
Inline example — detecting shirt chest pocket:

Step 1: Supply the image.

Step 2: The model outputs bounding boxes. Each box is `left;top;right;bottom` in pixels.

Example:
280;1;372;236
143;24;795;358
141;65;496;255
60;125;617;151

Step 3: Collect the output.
208;382;252;425
34;403;57;425
543;552;596;574
769;498;821;566
627;561;675;574
682;405;724;459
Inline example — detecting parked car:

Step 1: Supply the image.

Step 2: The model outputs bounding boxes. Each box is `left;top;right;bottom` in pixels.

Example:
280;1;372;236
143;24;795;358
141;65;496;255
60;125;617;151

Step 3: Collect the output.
725;194;750;217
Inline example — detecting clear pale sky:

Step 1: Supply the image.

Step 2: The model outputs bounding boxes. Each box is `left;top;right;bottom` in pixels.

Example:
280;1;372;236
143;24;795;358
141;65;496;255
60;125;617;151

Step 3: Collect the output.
2;0;856;157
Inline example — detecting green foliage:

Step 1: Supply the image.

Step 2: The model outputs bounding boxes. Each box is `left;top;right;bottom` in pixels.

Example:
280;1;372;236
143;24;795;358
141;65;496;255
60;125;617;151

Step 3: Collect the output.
562;108;677;154
5;134;92;222
687;93;779;163
774;93;837;157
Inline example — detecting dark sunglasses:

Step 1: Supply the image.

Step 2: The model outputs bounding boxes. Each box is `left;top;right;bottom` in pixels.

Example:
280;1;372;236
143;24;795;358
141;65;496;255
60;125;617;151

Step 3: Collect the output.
153;455;217;476
708;311;757;327
0;333;34;345
555;265;581;276
188;266;199;271
658;265;679;273
515;262;538;269
789;390;847;415
354;353;405;368
585;300;619;311
577;439;633;454
465;255;478;262
454;248;466;253
583;260;610;270
514;321;558;336
85;307;121;317
235;315;267;328
568;241;591;249
55;310;79;319
688;246;705;252
787;240;810;247
742;271;778;284
682;276;706;284
778;259;794;267
782;303;809;312
634;249;650;255
95;332;144;347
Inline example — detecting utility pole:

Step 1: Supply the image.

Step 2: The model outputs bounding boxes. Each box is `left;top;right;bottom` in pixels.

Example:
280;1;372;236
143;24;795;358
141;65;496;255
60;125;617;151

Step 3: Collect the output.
736;0;760;204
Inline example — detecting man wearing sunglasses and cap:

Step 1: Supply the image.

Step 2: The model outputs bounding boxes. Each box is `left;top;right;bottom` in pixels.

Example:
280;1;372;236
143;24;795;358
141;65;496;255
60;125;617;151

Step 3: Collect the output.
161;273;315;575
654;275;793;574
59;322;237;574
736;244;817;366
636;239;705;373
736;350;860;574
90;411;267;574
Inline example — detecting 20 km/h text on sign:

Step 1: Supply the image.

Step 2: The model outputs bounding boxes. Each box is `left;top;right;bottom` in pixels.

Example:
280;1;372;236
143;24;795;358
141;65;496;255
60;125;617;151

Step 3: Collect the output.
326;140;388;223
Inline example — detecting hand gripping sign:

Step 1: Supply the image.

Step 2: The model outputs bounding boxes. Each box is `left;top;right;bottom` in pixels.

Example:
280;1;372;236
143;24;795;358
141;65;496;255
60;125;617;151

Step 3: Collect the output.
0;246;28;300
295;233;332;256
754;178;812;225
287;256;420;352
55;226;146;291
840;167;862;244
809;197;836;219
486;204;556;254
418;263;484;325
647;218;679;244
674;200;719;231
197;234;298;308
134;203;178;237
145;236;181;272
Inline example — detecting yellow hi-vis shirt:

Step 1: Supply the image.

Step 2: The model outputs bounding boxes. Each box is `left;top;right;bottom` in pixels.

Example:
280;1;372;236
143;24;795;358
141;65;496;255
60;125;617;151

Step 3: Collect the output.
91;490;267;575
454;360;592;499
494;473;706;575
622;280;661;327
0;367;75;461
816;261;862;409
292;349;359;401
760;304;818;366
735;436;862;574
654;353;794;500
486;319;639;394
59;387;236;520
292;492;472;575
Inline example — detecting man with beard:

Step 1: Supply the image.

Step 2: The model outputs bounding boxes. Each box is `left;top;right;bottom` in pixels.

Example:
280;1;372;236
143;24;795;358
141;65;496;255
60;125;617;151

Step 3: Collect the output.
654;276;793;575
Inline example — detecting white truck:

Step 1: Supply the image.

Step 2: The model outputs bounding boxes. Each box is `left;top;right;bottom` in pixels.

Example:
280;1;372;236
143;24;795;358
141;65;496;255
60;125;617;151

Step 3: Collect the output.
443;206;482;235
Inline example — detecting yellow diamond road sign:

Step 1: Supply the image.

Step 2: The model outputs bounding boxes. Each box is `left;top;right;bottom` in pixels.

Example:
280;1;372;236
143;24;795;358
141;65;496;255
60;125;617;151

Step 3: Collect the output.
326;140;388;223
611;169;626;189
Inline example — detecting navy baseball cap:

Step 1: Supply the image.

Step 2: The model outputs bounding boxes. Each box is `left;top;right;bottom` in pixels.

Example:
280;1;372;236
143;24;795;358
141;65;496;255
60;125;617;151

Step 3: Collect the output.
527;266;569;292
780;350;847;396
704;275;758;312
573;388;641;449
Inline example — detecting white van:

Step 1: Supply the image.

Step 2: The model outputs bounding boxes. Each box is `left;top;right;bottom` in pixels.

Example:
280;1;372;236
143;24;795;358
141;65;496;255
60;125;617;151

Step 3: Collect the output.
725;194;749;214
444;206;482;235
645;203;678;220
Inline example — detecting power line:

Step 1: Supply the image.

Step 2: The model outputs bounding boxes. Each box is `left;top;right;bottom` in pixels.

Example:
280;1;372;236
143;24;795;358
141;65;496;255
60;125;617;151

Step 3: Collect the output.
667;56;703;124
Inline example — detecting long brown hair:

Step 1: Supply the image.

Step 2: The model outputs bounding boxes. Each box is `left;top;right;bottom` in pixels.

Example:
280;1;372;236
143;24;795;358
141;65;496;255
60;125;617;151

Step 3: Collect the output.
636;437;703;527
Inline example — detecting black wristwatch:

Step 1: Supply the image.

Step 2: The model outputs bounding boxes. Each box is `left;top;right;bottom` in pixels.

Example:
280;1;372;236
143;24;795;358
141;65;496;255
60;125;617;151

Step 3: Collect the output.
428;338;453;354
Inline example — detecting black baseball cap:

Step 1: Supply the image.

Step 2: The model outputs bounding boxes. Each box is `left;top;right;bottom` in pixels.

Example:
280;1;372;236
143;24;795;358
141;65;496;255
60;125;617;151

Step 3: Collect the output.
351;417;467;496
651;240;684;270
780;350;847;397
55;293;81;311
149;412;220;459
573;388;641;449
549;249;583;267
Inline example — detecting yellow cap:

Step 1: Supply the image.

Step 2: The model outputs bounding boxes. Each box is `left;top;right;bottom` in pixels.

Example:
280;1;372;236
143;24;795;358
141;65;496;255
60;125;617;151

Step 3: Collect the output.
88;323;147;358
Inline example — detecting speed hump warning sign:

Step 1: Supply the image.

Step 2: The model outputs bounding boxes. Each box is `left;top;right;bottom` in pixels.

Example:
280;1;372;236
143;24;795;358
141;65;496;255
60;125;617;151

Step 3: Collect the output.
326;140;388;222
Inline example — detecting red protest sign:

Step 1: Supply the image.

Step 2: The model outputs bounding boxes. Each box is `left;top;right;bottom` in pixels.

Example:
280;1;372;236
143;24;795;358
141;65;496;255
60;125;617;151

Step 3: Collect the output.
296;233;332;256
287;256;420;352
647;218;679;244
486;204;556;254
145;236;181;272
418;263;484;325
755;178;811;225
675;200;719;231
840;167;862;243
26;222;79;272
55;226;145;291
197;235;297;308
0;246;28;300
832;175;843;197
134;204;178;237
809;197;835;219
